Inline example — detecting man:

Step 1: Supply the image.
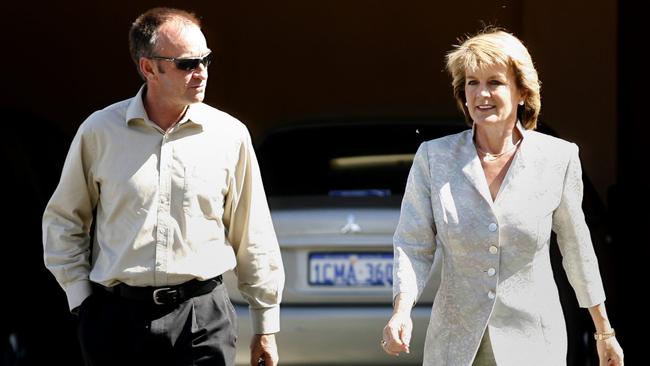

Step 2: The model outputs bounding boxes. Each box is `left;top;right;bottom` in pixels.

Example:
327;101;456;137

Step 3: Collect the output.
42;7;284;366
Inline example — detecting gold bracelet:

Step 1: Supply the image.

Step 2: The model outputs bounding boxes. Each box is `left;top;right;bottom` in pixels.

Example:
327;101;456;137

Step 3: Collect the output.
594;328;615;341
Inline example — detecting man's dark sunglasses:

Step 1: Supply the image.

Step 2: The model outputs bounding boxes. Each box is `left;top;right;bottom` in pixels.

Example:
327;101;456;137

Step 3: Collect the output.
150;52;213;71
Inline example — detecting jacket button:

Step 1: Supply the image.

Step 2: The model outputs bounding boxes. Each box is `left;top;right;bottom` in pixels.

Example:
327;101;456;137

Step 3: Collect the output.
488;223;497;232
489;246;498;254
488;290;496;299
487;268;496;276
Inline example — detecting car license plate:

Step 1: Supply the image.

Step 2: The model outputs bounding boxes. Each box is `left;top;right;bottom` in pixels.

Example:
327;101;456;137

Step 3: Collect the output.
308;252;393;287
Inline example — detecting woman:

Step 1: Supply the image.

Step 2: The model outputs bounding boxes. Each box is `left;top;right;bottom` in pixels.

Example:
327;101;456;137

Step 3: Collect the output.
381;28;624;365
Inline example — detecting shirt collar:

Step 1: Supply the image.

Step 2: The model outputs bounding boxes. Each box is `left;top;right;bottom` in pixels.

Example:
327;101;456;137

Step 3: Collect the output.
125;84;204;127
183;103;203;126
125;85;149;126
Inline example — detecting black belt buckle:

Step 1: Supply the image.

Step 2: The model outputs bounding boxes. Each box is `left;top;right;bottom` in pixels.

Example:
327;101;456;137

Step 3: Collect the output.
152;287;179;305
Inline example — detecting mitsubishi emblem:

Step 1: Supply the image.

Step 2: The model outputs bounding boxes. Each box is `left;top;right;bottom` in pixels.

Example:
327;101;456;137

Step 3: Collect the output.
341;214;362;234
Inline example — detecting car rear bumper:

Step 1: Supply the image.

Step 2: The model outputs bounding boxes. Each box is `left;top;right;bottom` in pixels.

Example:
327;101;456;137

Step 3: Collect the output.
233;303;432;365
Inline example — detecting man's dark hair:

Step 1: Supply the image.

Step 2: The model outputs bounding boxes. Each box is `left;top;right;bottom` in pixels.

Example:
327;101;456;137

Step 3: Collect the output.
128;7;201;78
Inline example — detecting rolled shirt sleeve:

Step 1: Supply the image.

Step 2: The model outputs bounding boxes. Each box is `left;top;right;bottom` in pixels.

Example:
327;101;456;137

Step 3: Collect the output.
224;130;285;334
42;122;98;312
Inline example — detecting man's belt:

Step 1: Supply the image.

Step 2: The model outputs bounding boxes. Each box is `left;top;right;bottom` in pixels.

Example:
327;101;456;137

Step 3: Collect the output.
101;275;223;305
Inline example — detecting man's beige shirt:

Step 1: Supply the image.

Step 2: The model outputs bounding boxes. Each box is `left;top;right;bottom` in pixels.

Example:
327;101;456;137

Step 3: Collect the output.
43;86;284;334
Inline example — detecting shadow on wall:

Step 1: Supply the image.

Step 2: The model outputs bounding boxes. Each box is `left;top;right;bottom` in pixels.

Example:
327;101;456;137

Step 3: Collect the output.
0;109;83;366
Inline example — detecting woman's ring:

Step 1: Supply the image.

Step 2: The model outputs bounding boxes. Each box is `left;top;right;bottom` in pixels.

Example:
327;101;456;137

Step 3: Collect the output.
380;339;387;347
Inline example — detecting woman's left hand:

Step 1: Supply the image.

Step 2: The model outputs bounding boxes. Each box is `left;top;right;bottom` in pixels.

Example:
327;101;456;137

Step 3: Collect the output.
597;337;624;366
382;310;412;356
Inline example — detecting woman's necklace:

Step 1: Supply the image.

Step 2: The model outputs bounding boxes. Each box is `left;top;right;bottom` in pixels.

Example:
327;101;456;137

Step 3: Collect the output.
475;138;522;162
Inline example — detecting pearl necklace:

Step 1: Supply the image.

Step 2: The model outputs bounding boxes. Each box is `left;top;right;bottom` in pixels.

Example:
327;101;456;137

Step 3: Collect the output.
475;138;522;162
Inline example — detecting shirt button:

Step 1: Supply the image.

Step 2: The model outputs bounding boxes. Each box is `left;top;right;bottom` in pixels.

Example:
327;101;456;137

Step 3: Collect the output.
489;246;498;254
487;268;496;276
488;290;496;299
488;223;498;232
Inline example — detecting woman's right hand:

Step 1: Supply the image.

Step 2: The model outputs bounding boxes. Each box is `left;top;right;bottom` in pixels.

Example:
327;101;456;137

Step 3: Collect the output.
381;310;413;356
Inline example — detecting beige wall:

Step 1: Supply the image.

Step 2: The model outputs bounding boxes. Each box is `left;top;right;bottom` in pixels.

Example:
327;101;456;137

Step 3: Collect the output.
4;0;617;198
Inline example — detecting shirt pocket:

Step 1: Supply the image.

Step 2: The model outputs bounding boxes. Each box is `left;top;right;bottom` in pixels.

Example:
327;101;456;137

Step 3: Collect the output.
183;165;227;219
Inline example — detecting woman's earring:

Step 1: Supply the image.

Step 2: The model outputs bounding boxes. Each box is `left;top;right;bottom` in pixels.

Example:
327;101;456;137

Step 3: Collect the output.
465;102;468;107
518;100;524;106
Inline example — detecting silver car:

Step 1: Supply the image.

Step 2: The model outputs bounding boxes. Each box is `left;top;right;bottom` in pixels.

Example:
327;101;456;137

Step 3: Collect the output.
224;120;463;365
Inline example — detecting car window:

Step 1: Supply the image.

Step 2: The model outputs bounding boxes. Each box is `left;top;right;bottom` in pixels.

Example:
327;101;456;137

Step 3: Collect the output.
255;120;466;197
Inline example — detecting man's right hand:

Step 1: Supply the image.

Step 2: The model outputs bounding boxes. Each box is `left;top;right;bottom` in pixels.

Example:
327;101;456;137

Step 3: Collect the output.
250;333;278;366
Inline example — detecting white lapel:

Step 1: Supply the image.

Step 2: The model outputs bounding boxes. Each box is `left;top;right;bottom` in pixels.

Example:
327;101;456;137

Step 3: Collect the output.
460;122;530;208
493;123;529;205
460;127;495;209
